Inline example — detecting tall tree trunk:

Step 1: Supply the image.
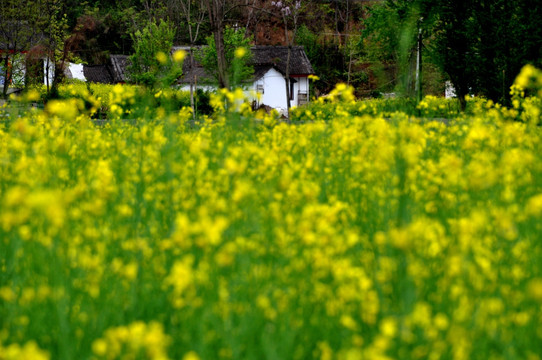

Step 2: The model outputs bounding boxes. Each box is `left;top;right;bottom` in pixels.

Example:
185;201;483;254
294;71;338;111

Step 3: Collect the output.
206;0;229;89
50;57;66;99
285;45;292;112
214;28;229;89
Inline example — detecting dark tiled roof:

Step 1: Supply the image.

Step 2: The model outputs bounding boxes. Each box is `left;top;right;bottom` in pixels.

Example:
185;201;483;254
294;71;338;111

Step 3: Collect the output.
83;65;113;84
110;55;129;83
253;65;275;81
172;45;203;54
177;45;313;84
177;47;214;84
181;62;214;85
251;46;314;76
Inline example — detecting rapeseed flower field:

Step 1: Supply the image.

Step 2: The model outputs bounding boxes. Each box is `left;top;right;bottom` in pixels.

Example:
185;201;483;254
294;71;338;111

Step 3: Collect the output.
1;66;542;360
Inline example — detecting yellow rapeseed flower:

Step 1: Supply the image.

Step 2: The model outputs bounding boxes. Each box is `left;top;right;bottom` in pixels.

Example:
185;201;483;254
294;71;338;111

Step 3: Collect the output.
379;317;397;338
173;49;186;63
527;278;542;302
182;351;201;360
234;47;247;59
156;51;168;65
2;341;50;360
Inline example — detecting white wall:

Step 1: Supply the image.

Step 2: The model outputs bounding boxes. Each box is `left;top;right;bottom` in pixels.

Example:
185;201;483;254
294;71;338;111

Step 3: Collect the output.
255;68;288;113
252;69;310;114
69;63;86;81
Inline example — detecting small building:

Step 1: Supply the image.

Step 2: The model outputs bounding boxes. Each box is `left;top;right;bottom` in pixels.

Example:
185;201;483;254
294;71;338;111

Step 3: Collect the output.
178;46;315;114
109;55;130;83
81;55;129;84
81;64;112;84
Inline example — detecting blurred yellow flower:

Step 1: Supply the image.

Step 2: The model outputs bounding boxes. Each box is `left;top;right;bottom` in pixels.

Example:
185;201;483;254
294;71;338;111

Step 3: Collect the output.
183;351;200;360
173;49;186;63
2;341;49;360
234;47;247;59
156;51;168;64
527;278;542;302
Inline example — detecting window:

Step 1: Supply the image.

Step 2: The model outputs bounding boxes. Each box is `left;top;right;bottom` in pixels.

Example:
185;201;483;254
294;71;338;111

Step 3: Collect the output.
298;91;308;105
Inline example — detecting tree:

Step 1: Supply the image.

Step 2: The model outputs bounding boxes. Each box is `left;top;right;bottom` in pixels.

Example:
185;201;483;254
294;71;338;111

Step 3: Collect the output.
363;0;542;108
40;0;73;97
127;20;181;87
198;26;254;88
203;0;230;89
0;0;44;97
201;0;256;89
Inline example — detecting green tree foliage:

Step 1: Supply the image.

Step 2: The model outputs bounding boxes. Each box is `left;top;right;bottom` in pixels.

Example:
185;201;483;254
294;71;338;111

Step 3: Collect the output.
198;26;254;89
127;20;182;88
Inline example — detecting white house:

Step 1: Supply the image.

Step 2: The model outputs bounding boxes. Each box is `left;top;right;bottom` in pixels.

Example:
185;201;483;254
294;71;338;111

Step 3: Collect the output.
177;46;314;115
